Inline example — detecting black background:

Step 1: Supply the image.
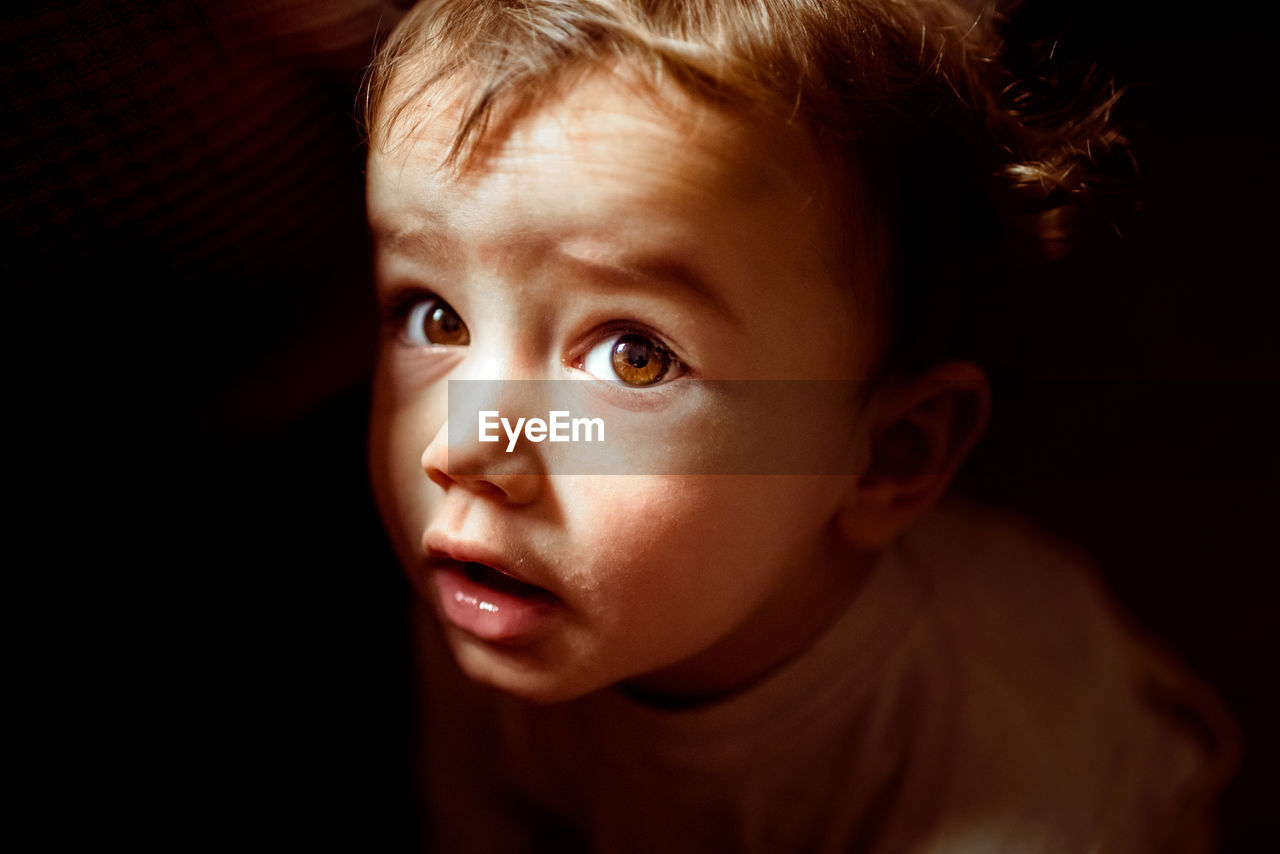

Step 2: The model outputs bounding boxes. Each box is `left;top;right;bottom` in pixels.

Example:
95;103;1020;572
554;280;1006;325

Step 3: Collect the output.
7;1;1277;849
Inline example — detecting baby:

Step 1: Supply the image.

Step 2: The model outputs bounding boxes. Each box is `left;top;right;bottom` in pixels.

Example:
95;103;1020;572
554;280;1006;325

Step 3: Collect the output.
362;1;1235;850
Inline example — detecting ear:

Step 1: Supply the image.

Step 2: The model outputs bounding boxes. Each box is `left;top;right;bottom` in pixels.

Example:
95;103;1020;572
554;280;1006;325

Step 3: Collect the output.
837;362;990;551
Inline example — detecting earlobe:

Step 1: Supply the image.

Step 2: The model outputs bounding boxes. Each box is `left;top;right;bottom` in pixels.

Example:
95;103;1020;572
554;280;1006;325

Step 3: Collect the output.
836;362;990;551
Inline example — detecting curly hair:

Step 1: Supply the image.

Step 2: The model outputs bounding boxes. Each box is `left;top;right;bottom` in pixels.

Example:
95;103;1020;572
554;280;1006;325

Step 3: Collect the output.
361;0;1128;376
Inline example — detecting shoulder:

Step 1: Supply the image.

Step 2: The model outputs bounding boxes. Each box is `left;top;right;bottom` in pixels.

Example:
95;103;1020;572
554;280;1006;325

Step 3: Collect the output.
901;500;1125;688
888;501;1238;853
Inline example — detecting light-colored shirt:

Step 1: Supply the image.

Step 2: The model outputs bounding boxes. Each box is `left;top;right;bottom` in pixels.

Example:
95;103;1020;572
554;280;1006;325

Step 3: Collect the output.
413;502;1238;852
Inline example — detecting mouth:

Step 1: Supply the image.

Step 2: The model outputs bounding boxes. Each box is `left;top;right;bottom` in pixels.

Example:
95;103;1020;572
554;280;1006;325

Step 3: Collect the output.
454;559;555;601
426;553;560;644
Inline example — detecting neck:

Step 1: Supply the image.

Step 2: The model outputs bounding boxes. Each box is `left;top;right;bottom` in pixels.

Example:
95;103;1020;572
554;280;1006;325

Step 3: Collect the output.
617;535;879;710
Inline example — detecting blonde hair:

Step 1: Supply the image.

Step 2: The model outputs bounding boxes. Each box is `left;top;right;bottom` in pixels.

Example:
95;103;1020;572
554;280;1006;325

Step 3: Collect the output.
362;0;1127;373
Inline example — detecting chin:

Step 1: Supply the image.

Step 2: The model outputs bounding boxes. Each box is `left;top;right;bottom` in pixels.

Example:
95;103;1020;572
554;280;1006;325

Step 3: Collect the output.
447;630;608;705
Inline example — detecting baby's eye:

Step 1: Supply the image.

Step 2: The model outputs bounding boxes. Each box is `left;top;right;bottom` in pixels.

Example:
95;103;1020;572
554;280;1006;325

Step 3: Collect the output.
404;296;469;346
581;332;677;387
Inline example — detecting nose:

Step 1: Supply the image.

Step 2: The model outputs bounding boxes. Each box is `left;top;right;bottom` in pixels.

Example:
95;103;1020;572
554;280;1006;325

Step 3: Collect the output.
421;408;543;505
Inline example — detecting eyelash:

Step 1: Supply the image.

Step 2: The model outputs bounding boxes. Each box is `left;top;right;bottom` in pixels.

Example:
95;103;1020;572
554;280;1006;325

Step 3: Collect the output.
384;288;466;347
384;288;689;384
571;323;687;387
382;289;429;332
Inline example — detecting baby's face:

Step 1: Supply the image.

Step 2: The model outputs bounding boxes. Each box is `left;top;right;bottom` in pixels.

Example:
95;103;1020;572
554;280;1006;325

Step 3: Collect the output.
368;69;879;703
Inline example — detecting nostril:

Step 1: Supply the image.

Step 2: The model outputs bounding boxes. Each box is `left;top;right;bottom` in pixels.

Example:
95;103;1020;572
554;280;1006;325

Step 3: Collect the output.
469;480;510;498
427;461;519;500
426;466;455;490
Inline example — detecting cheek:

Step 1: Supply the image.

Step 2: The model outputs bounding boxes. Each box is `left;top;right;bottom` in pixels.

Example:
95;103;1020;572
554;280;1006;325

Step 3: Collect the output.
560;475;844;624
371;353;446;454
368;363;445;545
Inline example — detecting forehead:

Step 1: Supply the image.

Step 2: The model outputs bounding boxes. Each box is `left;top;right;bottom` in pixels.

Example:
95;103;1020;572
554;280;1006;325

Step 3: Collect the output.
377;64;814;179
371;64;844;250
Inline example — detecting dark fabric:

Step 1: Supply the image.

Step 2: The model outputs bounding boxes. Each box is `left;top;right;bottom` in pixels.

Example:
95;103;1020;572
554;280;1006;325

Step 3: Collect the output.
5;3;417;849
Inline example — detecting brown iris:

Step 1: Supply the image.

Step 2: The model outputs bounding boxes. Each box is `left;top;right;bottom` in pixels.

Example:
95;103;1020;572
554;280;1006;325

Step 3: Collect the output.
411;298;469;346
611;333;669;386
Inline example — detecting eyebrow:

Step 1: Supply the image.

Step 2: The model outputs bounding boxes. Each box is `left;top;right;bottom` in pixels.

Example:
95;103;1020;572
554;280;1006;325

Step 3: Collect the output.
375;221;737;324
555;250;739;325
375;222;459;261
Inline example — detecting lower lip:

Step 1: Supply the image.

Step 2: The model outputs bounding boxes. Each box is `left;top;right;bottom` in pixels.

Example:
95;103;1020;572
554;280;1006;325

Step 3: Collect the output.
431;565;559;644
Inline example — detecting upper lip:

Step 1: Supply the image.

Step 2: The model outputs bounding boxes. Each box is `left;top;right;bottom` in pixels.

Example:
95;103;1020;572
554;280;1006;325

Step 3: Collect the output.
422;530;549;592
